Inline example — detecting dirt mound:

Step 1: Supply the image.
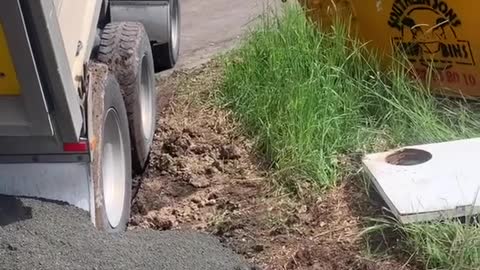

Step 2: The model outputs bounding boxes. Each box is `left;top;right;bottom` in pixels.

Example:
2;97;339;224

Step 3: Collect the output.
131;63;260;231
131;62;411;270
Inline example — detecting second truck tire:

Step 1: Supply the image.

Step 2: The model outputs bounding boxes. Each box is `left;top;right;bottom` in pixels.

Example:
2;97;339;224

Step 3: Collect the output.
97;22;156;172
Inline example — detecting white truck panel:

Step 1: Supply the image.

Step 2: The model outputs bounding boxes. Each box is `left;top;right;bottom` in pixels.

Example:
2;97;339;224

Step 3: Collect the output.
54;0;102;88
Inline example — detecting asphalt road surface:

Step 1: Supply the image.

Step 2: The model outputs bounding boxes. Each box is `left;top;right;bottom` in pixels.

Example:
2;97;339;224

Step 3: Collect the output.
0;0;275;269
177;0;278;69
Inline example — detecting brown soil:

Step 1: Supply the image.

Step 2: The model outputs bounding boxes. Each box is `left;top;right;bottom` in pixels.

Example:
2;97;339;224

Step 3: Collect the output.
130;62;412;270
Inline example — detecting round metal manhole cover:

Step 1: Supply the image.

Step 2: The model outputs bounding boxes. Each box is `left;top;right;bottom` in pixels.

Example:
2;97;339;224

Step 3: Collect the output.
385;148;432;166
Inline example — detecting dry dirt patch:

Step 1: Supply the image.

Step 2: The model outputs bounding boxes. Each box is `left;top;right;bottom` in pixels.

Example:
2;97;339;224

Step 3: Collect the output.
130;62;411;270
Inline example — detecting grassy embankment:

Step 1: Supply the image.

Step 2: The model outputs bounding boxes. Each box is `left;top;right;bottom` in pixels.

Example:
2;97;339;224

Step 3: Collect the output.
220;5;480;269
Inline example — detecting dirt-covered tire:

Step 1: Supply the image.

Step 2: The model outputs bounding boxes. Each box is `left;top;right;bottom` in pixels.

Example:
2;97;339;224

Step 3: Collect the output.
88;63;132;232
97;22;156;173
152;0;180;72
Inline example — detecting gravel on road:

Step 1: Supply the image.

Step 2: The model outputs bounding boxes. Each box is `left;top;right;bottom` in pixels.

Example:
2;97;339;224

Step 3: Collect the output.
0;196;250;270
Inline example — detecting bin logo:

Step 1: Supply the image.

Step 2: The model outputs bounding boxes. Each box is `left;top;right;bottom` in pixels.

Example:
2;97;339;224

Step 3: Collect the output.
387;0;475;70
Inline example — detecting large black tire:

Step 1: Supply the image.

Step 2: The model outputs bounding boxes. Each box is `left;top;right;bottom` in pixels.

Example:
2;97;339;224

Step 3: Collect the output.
152;0;180;72
97;22;156;173
88;63;132;232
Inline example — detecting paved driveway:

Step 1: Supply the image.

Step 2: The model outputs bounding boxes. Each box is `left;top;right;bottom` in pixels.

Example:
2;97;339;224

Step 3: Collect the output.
178;0;279;68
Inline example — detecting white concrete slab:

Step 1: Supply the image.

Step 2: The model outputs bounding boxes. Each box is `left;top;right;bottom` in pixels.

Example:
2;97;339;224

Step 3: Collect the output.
363;138;480;223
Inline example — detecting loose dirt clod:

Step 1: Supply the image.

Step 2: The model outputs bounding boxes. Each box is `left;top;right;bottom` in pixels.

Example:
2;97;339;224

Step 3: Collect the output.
188;176;211;188
219;145;242;160
131;62;412;269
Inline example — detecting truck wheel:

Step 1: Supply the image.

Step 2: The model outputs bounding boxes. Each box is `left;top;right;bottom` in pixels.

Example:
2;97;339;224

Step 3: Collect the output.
98;22;156;173
88;63;132;232
152;0;180;72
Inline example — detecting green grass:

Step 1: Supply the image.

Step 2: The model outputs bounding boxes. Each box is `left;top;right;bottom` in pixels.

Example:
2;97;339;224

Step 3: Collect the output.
220;4;480;269
221;5;480;190
365;217;480;269
406;221;480;269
